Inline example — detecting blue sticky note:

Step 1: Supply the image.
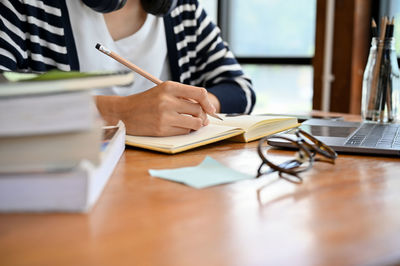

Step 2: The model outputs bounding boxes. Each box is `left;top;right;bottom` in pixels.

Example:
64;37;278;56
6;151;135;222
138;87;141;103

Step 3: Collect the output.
149;156;254;189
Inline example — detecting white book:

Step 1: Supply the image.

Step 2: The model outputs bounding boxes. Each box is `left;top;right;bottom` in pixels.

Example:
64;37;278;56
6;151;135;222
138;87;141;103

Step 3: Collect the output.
0;90;98;136
0;70;134;137
0;121;126;213
0;119;103;173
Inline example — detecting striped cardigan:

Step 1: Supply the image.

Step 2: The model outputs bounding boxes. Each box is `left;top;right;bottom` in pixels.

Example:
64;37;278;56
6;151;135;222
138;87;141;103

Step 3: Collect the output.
0;0;256;113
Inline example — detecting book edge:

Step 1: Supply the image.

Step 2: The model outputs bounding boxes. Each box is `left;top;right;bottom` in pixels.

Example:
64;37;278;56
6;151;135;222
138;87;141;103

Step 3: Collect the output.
125;128;244;154
242;122;301;142
0;122;126;212
0;72;134;97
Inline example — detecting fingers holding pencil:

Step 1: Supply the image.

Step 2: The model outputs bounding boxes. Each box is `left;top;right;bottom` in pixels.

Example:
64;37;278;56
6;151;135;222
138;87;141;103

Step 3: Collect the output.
95;43;223;121
167;82;216;115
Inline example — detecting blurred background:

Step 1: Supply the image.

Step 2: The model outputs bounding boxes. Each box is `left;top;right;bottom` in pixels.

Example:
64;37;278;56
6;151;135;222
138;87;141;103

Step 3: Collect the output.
199;0;400;115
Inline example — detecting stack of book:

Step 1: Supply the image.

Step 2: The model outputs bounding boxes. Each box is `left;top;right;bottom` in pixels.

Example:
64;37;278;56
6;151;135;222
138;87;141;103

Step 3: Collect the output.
0;70;133;212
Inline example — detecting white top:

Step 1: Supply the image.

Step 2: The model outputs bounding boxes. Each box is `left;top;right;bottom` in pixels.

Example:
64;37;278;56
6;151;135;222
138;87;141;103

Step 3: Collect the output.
66;1;171;96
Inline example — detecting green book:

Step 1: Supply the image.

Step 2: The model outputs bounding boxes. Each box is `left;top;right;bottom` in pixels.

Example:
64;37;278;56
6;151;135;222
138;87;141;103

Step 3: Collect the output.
0;70;135;97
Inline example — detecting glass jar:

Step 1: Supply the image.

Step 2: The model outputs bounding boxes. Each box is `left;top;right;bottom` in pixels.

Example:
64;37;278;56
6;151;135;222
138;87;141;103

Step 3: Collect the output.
361;37;400;123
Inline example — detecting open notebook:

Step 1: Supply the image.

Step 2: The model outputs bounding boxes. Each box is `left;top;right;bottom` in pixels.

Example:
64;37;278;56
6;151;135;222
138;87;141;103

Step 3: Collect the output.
125;114;299;154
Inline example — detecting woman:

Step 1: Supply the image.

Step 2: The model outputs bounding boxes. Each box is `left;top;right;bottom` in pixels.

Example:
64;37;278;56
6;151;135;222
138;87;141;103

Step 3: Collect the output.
0;0;256;136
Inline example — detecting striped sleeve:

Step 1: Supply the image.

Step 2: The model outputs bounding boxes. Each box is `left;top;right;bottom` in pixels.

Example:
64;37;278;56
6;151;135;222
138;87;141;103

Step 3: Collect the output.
167;0;256;114
0;0;74;71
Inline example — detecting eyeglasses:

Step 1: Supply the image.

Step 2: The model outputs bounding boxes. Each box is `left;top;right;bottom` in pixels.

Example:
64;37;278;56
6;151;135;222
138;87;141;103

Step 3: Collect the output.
257;129;338;183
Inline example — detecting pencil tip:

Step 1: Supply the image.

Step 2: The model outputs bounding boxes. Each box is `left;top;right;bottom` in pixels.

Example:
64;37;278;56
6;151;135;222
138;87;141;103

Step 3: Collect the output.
372;18;377;27
95;43;101;50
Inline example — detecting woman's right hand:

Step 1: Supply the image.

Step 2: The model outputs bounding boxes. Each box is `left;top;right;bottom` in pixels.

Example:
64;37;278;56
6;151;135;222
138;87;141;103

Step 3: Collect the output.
95;81;216;136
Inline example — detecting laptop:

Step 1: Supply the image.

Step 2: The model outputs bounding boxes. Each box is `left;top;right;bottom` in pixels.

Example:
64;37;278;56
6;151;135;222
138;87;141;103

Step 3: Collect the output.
267;118;400;156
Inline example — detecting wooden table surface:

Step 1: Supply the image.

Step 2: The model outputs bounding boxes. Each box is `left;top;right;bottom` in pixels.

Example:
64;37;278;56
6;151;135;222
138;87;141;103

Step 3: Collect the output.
1;117;400;266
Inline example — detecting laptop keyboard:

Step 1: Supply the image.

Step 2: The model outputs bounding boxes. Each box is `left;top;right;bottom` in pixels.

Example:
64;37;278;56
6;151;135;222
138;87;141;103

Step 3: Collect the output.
345;123;400;149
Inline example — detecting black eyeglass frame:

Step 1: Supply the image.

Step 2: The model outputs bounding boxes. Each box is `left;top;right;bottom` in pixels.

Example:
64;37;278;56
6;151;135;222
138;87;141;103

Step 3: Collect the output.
257;128;338;179
292;129;338;161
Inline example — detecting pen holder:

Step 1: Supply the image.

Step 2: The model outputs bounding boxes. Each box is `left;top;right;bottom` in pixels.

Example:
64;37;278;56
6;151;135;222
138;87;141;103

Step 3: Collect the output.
361;37;400;123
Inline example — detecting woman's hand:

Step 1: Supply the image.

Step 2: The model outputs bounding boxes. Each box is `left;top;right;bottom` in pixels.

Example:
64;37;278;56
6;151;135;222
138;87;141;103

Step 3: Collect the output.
95;81;220;136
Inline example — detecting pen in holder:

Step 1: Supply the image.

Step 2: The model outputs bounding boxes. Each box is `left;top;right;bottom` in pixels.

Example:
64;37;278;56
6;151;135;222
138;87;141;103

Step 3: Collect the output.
362;18;400;123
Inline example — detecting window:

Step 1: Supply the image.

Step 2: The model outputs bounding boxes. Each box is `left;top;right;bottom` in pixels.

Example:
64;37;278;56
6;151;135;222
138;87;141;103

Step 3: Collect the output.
229;0;316;58
199;0;217;23
243;65;313;114
380;0;400;56
199;0;317;114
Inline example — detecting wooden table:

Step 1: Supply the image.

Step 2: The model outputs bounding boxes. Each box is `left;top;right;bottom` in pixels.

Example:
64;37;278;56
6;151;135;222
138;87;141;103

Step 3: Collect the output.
2;119;400;266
